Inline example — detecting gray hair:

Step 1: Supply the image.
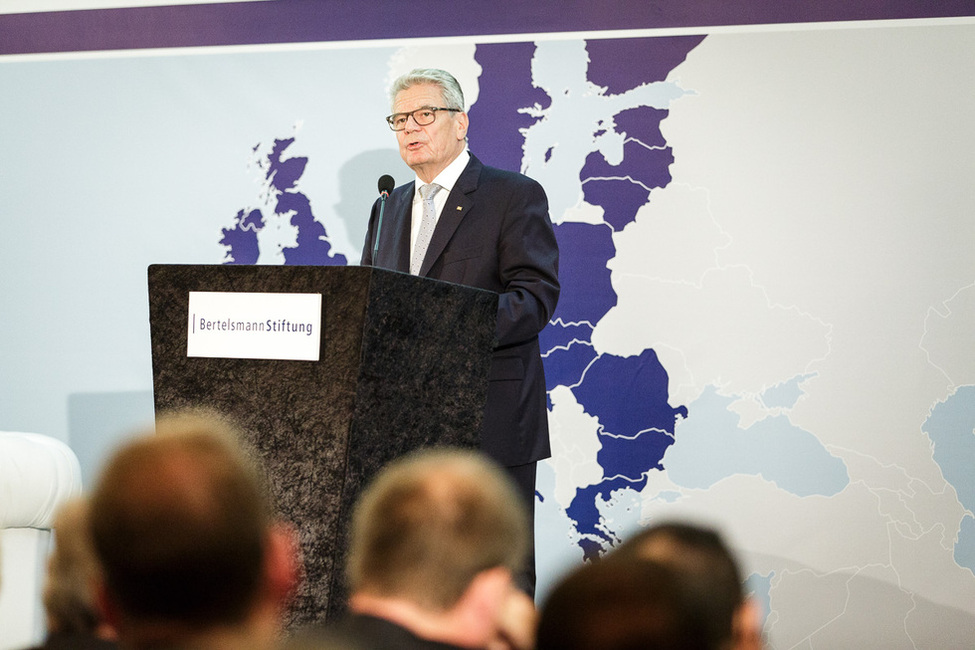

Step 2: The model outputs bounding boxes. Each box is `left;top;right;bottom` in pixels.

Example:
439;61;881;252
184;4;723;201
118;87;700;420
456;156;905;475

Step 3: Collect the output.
389;68;466;112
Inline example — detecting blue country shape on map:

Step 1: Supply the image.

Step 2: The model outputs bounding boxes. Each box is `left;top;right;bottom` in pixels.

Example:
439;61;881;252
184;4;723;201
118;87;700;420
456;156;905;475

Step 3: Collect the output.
586;35;707;93
565;350;688;559
580;142;674;231
544;343;598;395
541;321;594;351
221;136;347;266
579;36;703;233
573;349;688;443
580;178;651;232
544;222;617;333
468;42;551;173
554;38;704;560
466;45;621;393
539;221;617;398
613;106;669;147
567;477;646;560
922;385;975;574
220;208;264;264
470;38;703;560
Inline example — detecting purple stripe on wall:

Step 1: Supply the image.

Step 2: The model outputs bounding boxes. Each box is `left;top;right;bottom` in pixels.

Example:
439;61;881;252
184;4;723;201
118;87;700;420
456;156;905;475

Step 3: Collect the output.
2;0;973;55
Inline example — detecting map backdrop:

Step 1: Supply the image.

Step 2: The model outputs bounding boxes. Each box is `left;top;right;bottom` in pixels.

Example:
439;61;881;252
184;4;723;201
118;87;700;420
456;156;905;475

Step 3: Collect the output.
2;4;974;647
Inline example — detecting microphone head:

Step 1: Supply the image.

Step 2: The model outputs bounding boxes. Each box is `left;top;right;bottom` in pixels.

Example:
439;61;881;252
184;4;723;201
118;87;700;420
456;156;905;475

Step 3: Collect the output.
378;174;395;197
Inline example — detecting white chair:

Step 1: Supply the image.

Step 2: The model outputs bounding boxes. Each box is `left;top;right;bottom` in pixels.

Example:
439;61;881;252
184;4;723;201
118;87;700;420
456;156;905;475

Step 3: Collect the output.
0;431;83;650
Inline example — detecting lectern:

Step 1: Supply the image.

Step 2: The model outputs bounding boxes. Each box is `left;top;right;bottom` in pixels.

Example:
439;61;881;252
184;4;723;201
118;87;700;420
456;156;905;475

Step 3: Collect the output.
147;264;498;627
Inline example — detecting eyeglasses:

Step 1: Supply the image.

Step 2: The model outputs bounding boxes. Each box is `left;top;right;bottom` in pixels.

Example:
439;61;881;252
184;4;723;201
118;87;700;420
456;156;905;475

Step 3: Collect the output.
385;106;461;131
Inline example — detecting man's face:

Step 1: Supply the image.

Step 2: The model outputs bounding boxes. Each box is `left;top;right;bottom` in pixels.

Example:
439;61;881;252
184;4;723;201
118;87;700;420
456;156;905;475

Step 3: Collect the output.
393;83;468;183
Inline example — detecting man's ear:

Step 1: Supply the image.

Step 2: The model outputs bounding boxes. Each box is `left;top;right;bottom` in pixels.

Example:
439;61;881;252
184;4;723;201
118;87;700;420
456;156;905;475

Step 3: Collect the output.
264;522;302;607
460;567;512;631
733;596;765;650
95;578;123;632
455;111;469;141
490;586;537;650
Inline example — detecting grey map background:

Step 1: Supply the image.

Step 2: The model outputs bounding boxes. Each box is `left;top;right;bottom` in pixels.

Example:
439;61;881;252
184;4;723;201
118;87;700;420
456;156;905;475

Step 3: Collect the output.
2;18;974;648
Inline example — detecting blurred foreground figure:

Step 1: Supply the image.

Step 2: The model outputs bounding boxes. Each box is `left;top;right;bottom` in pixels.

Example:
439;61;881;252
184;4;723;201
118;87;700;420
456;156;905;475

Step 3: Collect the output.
537;558;703;650
27;497;118;650
88;411;300;650
611;522;764;650
537;521;763;650
298;448;535;650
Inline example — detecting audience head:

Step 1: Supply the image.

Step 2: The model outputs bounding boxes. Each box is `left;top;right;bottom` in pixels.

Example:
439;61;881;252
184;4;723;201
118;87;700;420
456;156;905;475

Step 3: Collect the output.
612;522;745;647
348;446;527;609
616;521;763;650
43;497;114;639
345;447;529;646
538;520;763;650
537;557;707;650
88;410;298;647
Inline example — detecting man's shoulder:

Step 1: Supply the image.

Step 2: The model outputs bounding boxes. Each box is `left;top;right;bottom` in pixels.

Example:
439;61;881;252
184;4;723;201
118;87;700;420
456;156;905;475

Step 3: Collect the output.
390;180;415;198
467;155;543;193
27;635;119;650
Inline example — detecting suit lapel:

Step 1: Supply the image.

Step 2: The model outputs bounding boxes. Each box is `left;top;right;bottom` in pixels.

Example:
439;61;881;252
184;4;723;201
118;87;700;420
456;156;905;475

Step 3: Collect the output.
418;155;482;277
377;181;414;273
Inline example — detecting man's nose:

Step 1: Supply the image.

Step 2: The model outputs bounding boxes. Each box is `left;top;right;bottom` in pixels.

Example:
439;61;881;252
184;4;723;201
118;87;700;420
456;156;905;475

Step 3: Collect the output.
403;113;423;131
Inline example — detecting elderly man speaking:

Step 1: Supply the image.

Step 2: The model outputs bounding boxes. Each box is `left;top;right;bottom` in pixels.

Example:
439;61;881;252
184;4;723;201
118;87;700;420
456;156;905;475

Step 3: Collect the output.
361;68;559;596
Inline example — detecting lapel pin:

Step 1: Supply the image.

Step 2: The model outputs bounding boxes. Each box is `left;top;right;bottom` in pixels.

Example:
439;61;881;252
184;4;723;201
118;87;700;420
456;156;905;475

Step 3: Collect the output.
456;206;462;211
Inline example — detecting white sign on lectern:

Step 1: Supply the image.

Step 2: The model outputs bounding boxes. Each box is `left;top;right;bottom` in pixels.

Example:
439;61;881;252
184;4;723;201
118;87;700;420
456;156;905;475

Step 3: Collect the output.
187;291;322;361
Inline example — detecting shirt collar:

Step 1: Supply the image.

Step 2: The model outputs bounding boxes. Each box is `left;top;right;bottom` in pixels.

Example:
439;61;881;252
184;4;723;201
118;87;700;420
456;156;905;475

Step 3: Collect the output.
413;149;470;200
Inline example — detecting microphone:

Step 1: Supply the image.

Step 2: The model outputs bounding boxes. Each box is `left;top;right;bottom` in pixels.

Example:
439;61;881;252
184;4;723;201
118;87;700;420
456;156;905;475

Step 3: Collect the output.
373;175;395;261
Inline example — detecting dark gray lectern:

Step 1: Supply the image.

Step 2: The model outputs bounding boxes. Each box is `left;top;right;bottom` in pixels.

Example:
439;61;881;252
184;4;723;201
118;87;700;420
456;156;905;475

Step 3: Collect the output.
147;264;497;628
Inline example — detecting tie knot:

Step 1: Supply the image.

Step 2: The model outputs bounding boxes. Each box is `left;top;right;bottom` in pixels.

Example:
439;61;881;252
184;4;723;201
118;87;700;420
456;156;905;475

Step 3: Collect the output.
419;183;440;201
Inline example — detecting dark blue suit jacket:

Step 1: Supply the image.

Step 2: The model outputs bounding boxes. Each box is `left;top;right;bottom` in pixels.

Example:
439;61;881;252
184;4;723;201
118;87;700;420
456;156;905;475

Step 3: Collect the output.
362;154;560;466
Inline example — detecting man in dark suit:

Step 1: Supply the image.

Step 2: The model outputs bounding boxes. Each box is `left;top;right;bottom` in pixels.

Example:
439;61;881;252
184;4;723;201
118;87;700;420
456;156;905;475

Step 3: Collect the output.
361;68;559;594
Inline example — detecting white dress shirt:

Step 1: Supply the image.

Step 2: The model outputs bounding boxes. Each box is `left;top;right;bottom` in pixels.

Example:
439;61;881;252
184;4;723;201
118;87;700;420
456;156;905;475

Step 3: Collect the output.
409;149;471;267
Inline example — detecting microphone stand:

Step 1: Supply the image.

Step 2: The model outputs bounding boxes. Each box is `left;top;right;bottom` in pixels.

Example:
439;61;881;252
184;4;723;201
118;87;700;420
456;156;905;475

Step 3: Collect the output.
373;190;388;261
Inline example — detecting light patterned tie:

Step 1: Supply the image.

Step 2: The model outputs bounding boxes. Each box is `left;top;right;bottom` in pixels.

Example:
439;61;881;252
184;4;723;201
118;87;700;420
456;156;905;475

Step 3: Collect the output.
411;183;441;275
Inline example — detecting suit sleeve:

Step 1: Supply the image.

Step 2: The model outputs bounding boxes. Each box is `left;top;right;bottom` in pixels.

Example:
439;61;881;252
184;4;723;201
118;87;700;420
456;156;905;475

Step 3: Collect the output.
495;177;560;348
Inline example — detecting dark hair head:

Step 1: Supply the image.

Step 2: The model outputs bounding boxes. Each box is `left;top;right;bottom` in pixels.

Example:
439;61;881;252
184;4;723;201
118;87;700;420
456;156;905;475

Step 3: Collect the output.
537;558;711;650
89;411;271;627
610;522;745;649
